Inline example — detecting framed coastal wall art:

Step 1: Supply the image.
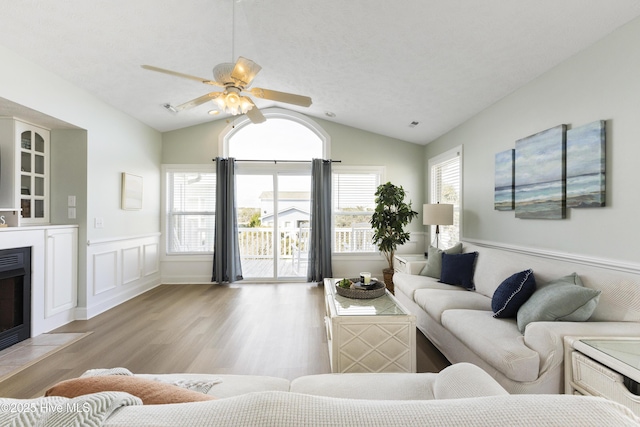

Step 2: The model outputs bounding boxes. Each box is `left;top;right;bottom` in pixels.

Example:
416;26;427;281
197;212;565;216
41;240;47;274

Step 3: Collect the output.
515;125;567;219
121;172;143;210
494;149;515;211
566;120;606;208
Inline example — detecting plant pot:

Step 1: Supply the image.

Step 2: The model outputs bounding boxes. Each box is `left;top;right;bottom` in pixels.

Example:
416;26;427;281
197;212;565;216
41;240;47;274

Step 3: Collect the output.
382;268;395;294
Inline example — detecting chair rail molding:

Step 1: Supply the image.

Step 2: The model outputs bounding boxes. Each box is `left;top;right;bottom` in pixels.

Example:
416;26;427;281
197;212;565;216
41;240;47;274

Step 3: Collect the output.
462;238;640;275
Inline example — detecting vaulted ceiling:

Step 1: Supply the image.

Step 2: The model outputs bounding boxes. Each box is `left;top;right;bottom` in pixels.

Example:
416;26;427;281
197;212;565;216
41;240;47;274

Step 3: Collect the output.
1;1;640;144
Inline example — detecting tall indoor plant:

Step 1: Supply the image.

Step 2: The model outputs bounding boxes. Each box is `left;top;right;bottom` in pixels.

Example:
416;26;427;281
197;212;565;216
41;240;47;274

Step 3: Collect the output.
370;182;418;290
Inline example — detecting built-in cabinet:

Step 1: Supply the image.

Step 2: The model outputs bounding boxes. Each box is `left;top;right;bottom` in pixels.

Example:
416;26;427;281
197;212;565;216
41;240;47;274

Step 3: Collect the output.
45;227;78;318
0;118;50;225
0;225;78;336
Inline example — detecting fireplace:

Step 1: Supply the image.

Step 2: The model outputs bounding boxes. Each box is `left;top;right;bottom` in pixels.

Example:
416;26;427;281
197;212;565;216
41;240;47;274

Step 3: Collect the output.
0;247;31;352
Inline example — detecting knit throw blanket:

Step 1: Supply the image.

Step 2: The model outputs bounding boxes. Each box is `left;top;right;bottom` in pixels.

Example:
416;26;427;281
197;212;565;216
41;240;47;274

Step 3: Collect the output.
0;392;141;427
102;391;640;427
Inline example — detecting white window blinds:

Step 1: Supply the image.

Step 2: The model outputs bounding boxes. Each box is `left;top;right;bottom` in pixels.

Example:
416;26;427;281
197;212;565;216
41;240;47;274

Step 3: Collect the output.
167;170;216;254
332;168;382;253
429;148;461;248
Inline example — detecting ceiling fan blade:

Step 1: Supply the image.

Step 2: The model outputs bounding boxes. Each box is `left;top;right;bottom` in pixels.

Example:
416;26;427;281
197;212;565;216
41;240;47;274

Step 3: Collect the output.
174;92;223;111
245;100;266;124
141;65;223;87
231;57;262;87
249;87;312;107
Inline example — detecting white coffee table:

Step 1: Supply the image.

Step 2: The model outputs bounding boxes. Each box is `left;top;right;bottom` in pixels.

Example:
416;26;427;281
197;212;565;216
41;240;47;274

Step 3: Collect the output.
323;278;416;373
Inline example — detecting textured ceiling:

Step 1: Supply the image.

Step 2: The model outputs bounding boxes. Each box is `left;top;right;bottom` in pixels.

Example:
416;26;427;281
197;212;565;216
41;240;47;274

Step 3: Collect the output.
1;0;640;144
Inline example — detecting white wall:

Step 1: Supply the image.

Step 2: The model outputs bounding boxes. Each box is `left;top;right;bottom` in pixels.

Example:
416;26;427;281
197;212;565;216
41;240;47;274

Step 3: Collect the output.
0;44;162;241
0;44;163;316
425;16;640;264
161;114;426;281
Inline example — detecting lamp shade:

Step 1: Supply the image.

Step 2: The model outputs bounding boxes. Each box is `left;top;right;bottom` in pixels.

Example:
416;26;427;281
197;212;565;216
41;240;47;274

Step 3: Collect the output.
423;203;454;225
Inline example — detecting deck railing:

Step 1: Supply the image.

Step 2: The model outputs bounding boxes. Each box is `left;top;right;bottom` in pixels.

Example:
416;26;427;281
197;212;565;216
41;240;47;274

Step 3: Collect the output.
237;225;376;257
170;225;376;255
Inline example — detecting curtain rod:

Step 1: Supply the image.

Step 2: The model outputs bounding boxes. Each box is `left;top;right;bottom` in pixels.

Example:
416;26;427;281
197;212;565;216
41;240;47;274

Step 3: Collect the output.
212;159;341;164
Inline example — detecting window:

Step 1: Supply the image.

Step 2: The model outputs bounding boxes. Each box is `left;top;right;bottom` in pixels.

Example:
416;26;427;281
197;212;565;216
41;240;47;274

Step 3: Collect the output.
332;167;382;253
165;167;216;254
429;147;462;248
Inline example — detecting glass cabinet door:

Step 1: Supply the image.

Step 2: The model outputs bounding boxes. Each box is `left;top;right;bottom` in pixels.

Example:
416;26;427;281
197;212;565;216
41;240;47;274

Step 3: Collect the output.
19;129;48;222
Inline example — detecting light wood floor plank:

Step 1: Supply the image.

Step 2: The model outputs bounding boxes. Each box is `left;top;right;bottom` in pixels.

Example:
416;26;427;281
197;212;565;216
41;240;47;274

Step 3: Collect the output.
0;283;449;398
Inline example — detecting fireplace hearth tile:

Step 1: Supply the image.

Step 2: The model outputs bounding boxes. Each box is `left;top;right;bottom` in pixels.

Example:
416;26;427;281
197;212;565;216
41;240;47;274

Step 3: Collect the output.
0;332;91;382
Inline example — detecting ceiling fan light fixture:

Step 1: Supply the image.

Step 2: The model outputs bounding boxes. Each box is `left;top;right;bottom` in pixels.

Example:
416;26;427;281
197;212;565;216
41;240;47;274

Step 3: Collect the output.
214;90;254;116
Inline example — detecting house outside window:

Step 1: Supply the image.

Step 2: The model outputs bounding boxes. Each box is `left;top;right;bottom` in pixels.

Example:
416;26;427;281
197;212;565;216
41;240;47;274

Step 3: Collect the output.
165;166;216;254
428;146;462;249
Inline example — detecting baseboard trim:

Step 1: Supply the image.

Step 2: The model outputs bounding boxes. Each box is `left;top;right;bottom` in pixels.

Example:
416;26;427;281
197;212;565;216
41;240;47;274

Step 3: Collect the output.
76;277;161;320
462;238;640;275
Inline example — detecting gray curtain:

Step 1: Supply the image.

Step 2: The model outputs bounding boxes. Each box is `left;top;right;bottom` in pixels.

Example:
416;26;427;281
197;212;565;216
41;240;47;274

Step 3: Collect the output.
307;159;333;282
212;157;243;283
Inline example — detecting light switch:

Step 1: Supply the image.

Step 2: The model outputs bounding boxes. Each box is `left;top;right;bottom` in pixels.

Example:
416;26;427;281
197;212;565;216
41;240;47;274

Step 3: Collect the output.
68;207;76;219
68;195;76;207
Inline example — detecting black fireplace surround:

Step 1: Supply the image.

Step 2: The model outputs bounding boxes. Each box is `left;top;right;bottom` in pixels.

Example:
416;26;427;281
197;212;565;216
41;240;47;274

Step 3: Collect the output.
0;247;31;352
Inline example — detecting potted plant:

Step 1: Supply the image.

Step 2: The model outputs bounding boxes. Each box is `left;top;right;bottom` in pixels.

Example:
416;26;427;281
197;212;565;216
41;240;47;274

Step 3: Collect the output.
370;182;418;292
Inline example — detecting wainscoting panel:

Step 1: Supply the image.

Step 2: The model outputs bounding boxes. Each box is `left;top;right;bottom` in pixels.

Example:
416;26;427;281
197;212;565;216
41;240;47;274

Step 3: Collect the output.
83;232;161;319
93;251;118;295
122;246;142;285
143;243;159;276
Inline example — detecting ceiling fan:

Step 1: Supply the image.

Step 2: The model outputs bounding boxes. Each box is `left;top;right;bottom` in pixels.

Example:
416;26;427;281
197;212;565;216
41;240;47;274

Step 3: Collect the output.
142;57;312;124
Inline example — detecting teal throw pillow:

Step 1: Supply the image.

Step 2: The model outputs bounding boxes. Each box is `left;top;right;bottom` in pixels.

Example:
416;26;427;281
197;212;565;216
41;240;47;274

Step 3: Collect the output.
419;243;463;279
516;273;600;333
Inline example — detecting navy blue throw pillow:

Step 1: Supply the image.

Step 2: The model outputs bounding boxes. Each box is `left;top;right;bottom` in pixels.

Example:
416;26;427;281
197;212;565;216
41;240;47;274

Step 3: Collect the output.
492;269;536;318
439;252;478;290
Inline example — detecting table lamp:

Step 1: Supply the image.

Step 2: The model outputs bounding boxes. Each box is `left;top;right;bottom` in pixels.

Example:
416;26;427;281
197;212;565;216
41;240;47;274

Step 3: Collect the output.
423;203;454;248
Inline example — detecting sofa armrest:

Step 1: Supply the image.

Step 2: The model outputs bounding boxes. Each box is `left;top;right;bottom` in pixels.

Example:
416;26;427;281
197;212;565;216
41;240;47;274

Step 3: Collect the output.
290;373;438;400
524;321;640;375
433;363;509;399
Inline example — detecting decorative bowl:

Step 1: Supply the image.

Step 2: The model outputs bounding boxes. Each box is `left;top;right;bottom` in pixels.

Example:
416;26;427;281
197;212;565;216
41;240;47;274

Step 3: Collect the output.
335;279;386;299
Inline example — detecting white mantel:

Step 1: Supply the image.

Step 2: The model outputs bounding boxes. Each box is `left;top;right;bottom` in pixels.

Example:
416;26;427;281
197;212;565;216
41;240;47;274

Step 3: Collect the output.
0;225;78;336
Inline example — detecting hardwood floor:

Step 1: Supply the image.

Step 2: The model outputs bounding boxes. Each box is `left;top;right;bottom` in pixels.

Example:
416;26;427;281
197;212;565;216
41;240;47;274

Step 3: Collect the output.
0;283;449;398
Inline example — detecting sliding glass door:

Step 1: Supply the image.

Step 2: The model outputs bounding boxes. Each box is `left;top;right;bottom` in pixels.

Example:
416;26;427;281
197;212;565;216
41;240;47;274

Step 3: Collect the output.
236;166;311;280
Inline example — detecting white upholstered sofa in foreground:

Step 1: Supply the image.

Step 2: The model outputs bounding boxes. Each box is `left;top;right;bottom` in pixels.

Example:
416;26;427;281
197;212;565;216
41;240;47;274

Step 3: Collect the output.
2;363;639;426
393;240;640;395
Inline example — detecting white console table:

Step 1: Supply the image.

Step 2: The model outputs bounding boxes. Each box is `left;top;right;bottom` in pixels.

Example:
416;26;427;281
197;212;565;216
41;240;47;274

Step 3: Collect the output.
393;254;427;275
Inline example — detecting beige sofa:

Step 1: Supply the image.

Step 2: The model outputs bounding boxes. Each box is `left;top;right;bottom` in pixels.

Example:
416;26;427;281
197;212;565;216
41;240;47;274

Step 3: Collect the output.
2;363;639;426
393;241;640;394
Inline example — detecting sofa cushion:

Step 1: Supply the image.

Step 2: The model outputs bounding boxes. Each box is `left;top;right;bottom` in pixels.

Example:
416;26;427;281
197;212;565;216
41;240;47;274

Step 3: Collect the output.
414;288;491;323
492;269;536;318
136;374;290;399
517;274;601;333
439;252;478;290
419;243;463;279
46;376;218;405
433;363;509;399
441;310;540;382
393;272;462;301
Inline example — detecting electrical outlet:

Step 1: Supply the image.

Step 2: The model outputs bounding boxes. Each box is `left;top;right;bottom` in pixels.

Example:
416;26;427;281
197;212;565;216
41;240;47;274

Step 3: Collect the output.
68;207;76;219
94;217;104;228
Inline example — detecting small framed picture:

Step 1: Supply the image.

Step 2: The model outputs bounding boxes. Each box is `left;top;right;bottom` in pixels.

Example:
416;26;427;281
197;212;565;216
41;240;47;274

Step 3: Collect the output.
121;173;143;210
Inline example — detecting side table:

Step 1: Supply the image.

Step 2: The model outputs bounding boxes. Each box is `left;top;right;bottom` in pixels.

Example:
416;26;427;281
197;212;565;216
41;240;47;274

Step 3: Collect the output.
393;254;428;275
564;336;640;416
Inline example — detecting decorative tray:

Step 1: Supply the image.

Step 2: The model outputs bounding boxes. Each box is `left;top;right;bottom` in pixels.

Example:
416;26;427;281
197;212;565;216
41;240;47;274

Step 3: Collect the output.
335;278;386;299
